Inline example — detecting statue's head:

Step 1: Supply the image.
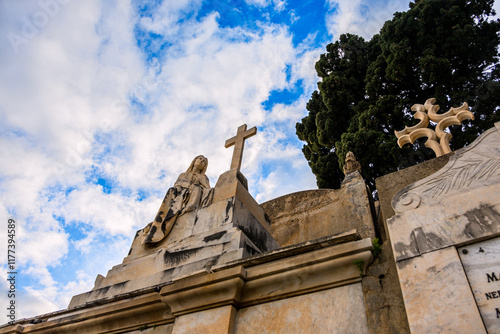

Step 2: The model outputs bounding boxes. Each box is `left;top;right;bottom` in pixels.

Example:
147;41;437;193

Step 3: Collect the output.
186;155;208;174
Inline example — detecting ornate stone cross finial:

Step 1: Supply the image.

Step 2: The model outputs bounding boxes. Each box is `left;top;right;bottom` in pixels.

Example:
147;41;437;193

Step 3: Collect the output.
395;98;474;157
343;151;361;175
225;124;257;171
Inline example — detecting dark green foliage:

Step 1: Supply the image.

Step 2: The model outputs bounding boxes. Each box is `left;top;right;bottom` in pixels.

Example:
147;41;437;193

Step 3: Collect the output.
354;259;365;277
297;0;500;191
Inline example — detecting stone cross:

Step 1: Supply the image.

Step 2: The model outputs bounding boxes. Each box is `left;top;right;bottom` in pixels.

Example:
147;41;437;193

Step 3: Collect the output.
395;98;474;157
225;124;257;171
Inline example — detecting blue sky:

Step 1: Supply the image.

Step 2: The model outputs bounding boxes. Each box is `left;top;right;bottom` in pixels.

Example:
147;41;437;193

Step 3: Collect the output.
0;0;438;321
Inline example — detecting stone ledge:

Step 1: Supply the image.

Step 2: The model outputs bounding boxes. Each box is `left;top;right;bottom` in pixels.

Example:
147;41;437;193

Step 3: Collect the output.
212;229;362;270
68;247;247;309
159;236;373;316
241;239;372;306
0;292;173;334
4;231;372;334
161;277;245;316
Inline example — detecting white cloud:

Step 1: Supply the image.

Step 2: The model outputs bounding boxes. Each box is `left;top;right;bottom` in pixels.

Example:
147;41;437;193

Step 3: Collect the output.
18;287;59;322
60;185;159;235
494;1;500;18
325;0;409;40
16;269;95;320
244;0;286;12
0;0;319;320
0;0;148;318
139;0;203;36
20;230;68;270
255;158;316;203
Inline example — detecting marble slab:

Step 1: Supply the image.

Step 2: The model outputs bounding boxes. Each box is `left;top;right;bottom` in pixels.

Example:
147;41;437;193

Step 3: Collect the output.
234;284;369;334
459;237;500;332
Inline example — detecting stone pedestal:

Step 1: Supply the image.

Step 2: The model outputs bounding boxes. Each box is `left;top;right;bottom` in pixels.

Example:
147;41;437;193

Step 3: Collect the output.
68;169;279;308
159;231;373;334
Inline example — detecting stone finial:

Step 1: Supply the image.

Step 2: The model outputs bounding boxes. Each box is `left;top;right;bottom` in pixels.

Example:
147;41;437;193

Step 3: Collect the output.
343;151;361;175
395;98;474;157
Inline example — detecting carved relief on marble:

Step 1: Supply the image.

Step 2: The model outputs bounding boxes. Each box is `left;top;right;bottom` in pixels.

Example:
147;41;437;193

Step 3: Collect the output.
393;124;500;213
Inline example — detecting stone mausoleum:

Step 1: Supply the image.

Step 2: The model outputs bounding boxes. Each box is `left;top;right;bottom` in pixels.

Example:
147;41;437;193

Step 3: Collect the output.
1;115;499;333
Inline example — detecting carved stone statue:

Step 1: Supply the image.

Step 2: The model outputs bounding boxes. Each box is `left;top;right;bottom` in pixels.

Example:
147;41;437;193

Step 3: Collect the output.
343;151;361;175
142;155;212;245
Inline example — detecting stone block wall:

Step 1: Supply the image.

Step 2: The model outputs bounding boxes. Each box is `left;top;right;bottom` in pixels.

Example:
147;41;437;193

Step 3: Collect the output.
262;170;411;334
261;171;376;246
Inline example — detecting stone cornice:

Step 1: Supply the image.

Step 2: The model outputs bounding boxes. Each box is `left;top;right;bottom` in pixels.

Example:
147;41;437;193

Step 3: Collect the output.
1;231;373;333
0;292;173;334
160;236;373;315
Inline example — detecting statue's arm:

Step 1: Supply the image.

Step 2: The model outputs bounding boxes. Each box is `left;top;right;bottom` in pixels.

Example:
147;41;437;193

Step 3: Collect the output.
173;173;189;190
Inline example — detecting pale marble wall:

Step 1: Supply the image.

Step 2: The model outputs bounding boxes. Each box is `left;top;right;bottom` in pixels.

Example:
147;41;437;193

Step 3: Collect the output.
458;237;500;333
172;306;236;334
387;123;500;333
234;284;368;334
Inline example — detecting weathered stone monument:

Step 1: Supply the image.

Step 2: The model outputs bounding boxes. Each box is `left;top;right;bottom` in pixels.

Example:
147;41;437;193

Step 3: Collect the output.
388;122;500;332
380;99;500;333
1;106;498;333
67;124;279;308
0;124;380;333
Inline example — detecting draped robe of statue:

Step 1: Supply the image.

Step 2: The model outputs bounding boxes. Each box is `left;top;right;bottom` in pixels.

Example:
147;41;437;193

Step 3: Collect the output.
142;155;212;245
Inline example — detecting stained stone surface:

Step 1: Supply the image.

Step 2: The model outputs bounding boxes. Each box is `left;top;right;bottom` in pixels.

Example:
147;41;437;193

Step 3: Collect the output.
262;169;411;333
458;237;500;332
375;154;451;242
234;284;368;334
1;226;374;333
361;240;410;334
123;324;173;334
261;170;376;247
396;247;485;333
391;125;500;216
172;306;236;334
387;126;500;263
68;169;279;309
386;123;500;333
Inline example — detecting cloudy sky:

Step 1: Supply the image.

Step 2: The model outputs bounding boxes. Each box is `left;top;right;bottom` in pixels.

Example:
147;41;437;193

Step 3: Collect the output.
0;0;450;321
